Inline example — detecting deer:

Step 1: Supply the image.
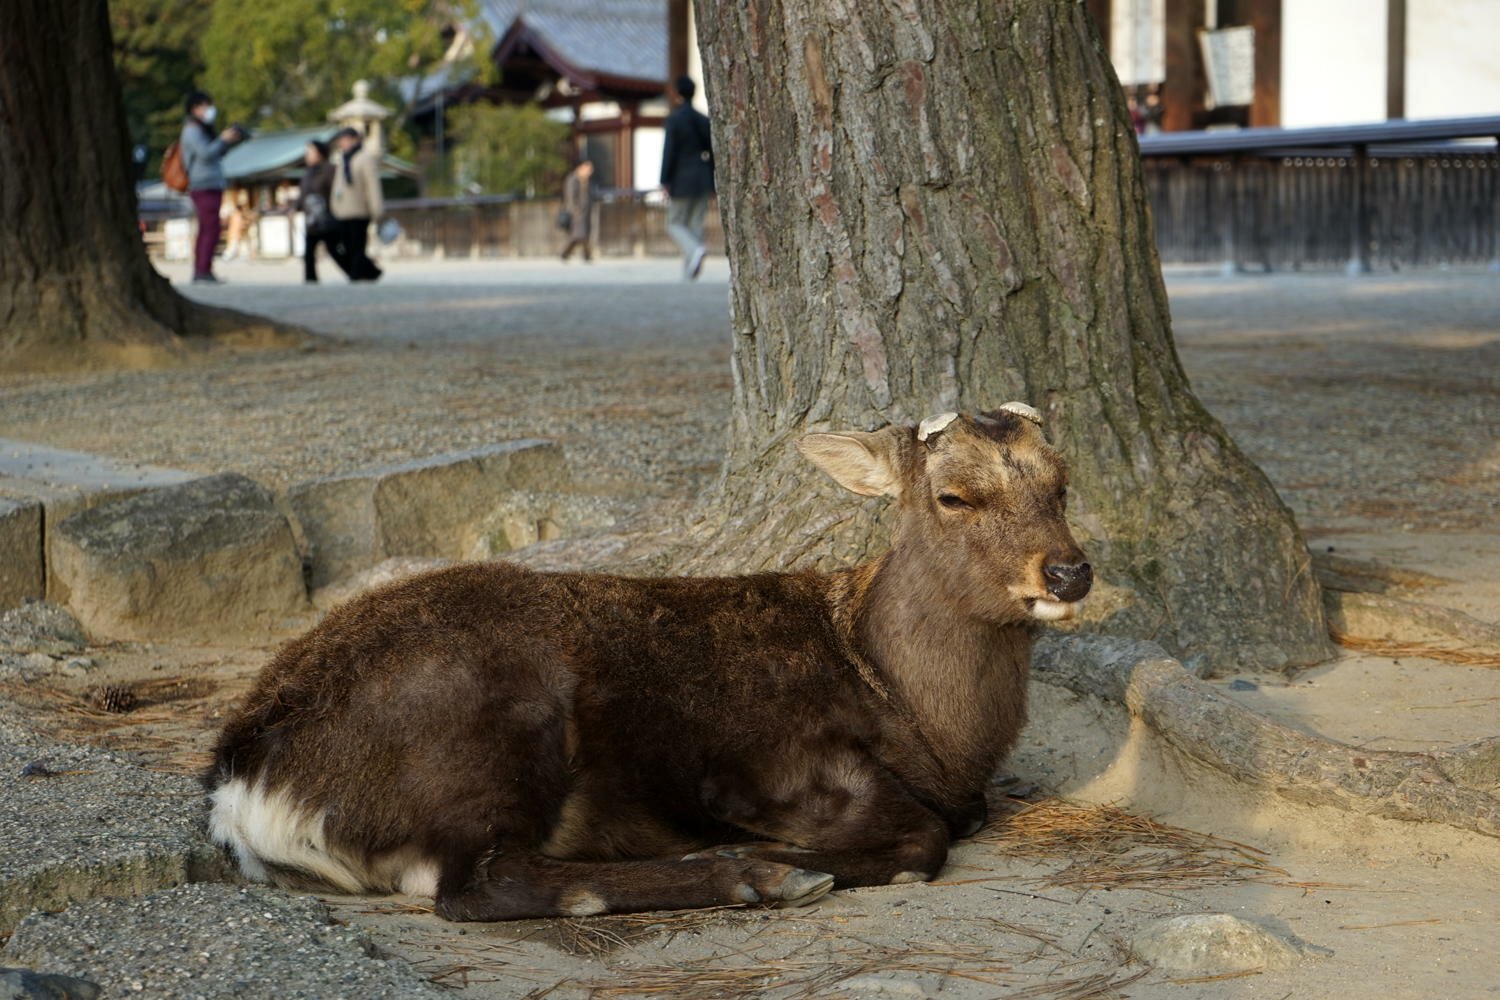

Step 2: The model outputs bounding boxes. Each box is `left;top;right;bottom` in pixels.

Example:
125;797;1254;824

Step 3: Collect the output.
206;404;1092;920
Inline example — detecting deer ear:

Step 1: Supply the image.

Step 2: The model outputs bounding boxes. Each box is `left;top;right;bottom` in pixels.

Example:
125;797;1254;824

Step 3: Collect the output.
796;428;904;498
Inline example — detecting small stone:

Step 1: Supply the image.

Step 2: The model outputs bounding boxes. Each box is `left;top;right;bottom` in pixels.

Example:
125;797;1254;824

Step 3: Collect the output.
1228;679;1258;692
1130;913;1329;975
0;966;102;1000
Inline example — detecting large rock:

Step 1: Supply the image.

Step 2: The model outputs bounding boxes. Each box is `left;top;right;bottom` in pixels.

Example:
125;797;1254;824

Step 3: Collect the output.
0;439;194;604
286;440;566;587
1129;913;1329;976
0;720;232;934
3;884;447;1000
47;475;307;642
0;499;43;609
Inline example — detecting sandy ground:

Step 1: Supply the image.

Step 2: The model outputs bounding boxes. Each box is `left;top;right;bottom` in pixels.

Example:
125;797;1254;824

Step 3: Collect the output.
1;259;1497;998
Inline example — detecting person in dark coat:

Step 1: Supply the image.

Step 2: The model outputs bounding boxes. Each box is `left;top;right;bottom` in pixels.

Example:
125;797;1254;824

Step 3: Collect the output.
298;140;339;283
659;76;714;280
560;159;595;262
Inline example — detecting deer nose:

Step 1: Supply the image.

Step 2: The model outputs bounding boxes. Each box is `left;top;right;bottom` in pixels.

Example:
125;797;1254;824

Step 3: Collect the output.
1042;562;1092;602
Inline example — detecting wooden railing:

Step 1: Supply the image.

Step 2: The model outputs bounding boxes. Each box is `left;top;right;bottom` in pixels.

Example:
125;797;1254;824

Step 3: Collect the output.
1144;152;1499;271
380;193;725;260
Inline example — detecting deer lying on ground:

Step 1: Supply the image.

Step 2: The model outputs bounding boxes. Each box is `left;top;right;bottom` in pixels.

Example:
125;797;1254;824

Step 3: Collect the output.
207;404;1092;920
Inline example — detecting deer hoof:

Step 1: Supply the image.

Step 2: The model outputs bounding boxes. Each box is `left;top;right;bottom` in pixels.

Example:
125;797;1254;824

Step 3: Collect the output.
770;868;835;906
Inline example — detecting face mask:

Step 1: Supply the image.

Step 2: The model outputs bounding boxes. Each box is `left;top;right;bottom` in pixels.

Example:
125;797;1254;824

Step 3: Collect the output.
202;105;217;124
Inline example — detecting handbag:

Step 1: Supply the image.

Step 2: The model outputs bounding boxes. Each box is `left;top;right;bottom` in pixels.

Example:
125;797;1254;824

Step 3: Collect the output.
556;208;573;231
303;194;335;237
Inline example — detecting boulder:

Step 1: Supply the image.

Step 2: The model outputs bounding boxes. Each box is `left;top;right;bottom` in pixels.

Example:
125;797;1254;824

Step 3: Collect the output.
311;556;455;612
47;475;307;642
1129;913;1329;976
0;499;43;609
286;440;566;588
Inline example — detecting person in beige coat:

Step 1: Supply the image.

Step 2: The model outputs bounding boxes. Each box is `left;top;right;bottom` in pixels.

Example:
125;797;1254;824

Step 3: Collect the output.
330;127;384;282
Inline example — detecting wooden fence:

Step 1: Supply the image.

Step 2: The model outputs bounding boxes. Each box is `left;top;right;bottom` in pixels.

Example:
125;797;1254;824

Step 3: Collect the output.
1144;152;1499;271
381;194;724;260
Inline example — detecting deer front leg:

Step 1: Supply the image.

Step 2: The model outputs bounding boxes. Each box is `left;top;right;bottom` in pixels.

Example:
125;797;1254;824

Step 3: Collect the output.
694;762;951;889
435;853;835;922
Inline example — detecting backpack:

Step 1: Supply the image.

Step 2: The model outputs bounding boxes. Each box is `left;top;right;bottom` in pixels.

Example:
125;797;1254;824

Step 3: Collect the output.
161;141;189;192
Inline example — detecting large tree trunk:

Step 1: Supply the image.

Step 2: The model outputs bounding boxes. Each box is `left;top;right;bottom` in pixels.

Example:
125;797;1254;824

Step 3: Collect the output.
686;0;1329;672
0;0;295;371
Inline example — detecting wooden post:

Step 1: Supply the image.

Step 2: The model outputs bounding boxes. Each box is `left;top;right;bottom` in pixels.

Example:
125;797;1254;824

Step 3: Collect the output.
1249;0;1281;127
1386;0;1406;120
1348;144;1371;275
668;0;691;82
1220;156;1240;275
1162;0;1205;132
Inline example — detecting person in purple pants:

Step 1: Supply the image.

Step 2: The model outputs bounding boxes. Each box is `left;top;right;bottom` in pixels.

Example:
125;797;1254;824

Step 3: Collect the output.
178;90;245;284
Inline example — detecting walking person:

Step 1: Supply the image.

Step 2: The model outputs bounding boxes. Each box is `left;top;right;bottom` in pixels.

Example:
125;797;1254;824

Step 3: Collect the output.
220;192;254;262
660;76;714;280
559;159;595;262
298;140;340;283
330;127;384;282
179;90;245;283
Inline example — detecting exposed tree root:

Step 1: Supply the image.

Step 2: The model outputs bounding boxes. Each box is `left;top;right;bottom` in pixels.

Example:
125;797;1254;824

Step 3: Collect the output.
1031;634;1500;840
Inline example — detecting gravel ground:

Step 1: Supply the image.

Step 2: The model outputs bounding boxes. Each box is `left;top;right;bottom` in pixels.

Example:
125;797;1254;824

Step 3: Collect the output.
0;712;227;934
0;261;1493;534
3;883;446;999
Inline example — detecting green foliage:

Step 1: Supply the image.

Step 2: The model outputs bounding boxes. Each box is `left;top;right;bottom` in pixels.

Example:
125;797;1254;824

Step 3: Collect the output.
111;0;213;171
441;104;570;197
198;0;484;131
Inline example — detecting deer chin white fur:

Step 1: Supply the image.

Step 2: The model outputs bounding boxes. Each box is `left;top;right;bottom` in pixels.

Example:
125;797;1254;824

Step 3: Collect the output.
1029;598;1078;621
209;777;438;898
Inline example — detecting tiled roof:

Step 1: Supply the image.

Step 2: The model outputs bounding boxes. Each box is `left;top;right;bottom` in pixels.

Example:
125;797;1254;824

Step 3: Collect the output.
481;0;667;86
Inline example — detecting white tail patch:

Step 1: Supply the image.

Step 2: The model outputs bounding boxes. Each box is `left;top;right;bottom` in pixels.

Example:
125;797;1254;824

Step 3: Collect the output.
209;778;437;898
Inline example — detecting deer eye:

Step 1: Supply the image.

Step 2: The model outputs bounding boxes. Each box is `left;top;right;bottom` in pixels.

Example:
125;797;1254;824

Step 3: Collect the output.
937;493;972;511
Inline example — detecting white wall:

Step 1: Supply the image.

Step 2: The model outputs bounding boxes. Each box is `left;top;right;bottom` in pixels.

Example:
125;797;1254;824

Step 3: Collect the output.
1282;0;1386;127
633;125;664;192
1407;0;1500;119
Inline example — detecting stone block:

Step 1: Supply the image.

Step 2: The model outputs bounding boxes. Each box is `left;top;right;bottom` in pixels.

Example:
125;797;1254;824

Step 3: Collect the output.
0;438;194;603
48;474;307;642
286;440;566;588
0;498;43;609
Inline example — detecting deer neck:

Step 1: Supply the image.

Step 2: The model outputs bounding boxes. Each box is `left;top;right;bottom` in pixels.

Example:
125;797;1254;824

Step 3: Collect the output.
838;548;1031;797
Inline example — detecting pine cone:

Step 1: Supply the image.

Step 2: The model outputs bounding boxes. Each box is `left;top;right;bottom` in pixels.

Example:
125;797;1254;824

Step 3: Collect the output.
89;684;137;714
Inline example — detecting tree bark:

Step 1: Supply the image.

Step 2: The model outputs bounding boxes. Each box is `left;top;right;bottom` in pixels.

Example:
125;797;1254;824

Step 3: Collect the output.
0;0;296;371
686;0;1329;671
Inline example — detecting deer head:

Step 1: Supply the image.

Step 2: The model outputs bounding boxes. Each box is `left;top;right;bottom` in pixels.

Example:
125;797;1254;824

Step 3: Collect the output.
798;405;1091;624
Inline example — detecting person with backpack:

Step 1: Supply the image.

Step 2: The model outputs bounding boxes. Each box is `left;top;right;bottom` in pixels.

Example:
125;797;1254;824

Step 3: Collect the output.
659;76;715;281
177;90;245;284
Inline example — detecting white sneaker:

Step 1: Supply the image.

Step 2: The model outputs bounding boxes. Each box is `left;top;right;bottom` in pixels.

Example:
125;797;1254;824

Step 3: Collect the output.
687;245;707;280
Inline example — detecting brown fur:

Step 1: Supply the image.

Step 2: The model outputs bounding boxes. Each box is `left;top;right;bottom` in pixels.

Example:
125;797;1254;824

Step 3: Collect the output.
207;409;1090;920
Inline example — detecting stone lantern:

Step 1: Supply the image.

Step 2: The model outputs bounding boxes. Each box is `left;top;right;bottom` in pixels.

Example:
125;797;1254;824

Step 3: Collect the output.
328;80;391;150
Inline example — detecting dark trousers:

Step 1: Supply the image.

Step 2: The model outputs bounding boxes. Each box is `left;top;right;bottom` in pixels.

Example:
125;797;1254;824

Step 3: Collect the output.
304;227;337;282
330;218;382;281
561;236;591;261
190;189;222;277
